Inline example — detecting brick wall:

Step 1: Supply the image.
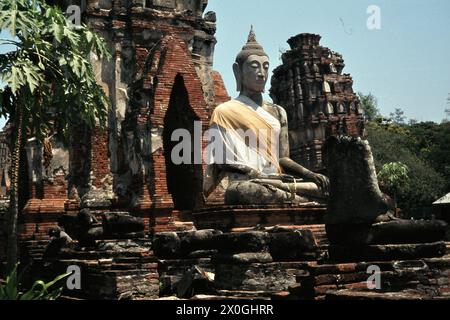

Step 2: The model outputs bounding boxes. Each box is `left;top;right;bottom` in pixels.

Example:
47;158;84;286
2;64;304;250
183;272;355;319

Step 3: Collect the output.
132;35;211;211
91;127;110;189
212;71;230;106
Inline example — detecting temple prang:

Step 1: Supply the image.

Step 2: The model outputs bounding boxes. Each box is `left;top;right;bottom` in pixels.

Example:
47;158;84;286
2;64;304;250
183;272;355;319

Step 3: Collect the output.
271;33;365;172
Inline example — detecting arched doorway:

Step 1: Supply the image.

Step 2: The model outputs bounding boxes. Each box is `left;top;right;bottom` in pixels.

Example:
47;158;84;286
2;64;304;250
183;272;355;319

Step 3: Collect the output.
163;74;203;210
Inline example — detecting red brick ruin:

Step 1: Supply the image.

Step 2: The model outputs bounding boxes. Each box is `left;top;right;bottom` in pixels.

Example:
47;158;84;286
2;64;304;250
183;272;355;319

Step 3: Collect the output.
0;0;415;252
7;0;232;239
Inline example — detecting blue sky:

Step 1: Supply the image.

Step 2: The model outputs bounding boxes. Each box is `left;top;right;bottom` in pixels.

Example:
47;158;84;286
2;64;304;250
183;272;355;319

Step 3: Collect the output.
0;30;15;129
207;0;450;122
1;0;449;128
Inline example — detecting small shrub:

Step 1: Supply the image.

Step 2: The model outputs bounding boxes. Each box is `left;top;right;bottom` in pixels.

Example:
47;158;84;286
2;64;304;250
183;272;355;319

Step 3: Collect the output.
0;264;70;300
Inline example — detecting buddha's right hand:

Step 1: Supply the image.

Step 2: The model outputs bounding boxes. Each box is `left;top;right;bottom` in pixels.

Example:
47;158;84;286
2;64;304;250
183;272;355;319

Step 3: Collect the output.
309;173;330;196
219;164;261;179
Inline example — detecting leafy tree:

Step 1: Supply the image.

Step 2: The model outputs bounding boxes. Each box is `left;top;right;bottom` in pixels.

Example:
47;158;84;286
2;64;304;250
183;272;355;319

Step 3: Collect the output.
445;94;450;122
367;122;446;212
445;109;450;122
358;92;380;121
408;121;450;190
0;0;110;271
378;162;409;213
390;108;407;125
362;93;449;213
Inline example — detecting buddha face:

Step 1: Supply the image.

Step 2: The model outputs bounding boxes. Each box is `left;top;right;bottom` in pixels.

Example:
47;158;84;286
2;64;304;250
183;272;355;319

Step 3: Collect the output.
233;55;270;94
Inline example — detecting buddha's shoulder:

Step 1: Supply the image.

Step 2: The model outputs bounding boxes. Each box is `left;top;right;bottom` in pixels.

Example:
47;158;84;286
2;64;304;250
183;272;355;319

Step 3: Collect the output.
263;101;288;120
213;99;241;113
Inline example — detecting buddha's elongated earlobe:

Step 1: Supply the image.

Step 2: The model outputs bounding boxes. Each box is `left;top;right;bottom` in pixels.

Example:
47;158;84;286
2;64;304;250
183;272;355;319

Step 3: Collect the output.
233;62;242;92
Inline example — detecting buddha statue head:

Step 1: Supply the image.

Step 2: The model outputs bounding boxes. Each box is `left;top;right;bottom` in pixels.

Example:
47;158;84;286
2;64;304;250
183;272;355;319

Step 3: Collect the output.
233;26;270;94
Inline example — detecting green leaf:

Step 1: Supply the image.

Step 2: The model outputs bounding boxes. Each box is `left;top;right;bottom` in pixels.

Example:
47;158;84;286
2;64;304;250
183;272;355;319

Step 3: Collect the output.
19;281;46;300
0;0;111;144
43;272;71;291
23;63;40;92
53;21;62;42
46;287;63;300
8;65;22;93
86;30;93;44
58;56;66;66
4;264;19;299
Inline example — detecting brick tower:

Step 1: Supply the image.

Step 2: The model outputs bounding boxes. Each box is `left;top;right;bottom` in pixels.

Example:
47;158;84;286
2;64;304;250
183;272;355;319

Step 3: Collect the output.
270;33;365;172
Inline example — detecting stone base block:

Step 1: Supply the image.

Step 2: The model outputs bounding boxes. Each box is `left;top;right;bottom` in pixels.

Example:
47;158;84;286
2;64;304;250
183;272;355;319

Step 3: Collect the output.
328;242;447;262
193;205;326;231
27;239;160;300
214;262;309;292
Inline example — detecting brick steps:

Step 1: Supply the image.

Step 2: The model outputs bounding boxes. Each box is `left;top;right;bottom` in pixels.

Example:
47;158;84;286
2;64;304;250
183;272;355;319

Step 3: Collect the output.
23;239;160;300
291;254;450;300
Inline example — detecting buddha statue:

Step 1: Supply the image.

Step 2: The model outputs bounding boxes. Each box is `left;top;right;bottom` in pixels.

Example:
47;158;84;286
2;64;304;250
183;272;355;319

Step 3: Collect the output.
204;27;329;205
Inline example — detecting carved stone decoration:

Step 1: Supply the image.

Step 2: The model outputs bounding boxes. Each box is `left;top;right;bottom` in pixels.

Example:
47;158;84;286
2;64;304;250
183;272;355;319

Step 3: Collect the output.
326;103;334;115
271;33;365;171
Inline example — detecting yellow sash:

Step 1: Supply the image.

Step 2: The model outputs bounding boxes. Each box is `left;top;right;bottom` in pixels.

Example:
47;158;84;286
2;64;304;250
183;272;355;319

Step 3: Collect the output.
210;100;281;173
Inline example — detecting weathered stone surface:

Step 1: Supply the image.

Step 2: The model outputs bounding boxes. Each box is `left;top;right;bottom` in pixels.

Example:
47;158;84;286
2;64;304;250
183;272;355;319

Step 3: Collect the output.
325;290;437;300
270;33;364;172
269;229;318;261
176;265;216;298
188;250;219;259
212;252;273;264
326;220;448;246
369;220;448;244
179;229;223;254
153;230;226;259
81;189;113;208
105;232;146;240
158;258;214;297
193;205;326;232
24;239;159;300
103;212;145;235
214;262;309;292
79;227;104;247
225;181;306;206
210;231;270;253
191;294;270;301
152;232;181;258
323;136;388;226
328;242;447;262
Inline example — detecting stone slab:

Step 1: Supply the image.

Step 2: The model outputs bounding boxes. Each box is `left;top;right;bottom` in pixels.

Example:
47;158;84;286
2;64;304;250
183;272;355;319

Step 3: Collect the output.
214;262;309;292
328;242;447;262
193;205;326;231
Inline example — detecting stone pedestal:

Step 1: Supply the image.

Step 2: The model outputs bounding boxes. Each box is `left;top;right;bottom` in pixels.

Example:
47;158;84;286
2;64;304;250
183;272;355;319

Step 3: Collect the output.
328;242;447;262
192;204;327;232
26;239;159;300
153;228;320;298
298;250;450;300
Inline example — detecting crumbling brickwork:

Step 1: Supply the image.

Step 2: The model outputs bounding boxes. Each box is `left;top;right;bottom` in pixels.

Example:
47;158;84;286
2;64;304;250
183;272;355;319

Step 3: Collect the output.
270;33;365;172
13;0;227;240
84;0;221;214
